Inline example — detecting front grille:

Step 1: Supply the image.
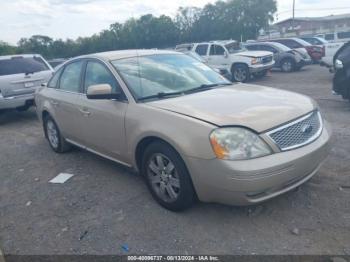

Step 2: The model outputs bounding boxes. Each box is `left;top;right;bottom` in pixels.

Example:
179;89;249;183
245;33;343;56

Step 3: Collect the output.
267;111;323;151
262;56;273;64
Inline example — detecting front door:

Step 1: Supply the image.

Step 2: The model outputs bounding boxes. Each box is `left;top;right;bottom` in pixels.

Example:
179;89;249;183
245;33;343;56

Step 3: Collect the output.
79;60;128;163
207;44;229;70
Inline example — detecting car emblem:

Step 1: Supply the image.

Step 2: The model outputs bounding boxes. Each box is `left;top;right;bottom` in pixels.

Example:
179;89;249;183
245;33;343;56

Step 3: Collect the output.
301;124;313;134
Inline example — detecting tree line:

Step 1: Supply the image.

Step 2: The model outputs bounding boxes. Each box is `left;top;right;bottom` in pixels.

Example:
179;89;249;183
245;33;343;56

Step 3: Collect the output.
0;0;276;59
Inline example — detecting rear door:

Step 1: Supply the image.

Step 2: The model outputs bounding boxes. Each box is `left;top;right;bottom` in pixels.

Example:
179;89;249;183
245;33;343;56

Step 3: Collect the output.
0;55;53;98
78;59;128;162
48;60;86;144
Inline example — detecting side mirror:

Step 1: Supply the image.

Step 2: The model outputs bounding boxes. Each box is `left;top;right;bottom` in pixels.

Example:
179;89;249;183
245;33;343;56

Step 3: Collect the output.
87;84;121;100
41;83;47;87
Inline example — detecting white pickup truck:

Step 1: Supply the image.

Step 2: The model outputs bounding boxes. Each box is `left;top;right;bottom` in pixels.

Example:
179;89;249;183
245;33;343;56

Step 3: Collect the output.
320;42;345;72
176;40;275;82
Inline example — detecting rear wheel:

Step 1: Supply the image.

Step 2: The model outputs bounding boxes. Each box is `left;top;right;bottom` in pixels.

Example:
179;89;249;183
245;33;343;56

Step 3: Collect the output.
231;64;250;82
44;115;71;153
281;58;295;72
141;141;196;211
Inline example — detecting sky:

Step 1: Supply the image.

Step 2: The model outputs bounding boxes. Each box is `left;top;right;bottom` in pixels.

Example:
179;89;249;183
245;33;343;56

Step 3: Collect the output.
1;0;350;45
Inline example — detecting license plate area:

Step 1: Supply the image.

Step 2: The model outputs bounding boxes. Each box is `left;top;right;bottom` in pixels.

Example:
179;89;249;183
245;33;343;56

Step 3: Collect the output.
24;82;35;88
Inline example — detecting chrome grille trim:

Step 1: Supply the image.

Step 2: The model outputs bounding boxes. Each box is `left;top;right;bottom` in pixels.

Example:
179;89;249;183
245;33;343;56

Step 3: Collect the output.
266;111;323;151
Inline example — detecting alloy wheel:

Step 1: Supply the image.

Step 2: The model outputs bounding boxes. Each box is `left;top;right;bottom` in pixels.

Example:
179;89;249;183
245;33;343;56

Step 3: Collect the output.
147;153;181;203
47;120;59;149
282;61;293;72
234;68;247;82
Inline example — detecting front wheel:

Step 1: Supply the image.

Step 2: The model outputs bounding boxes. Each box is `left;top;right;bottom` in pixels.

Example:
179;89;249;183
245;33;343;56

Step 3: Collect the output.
231;64;250;82
142;141;196;211
281;58;295;72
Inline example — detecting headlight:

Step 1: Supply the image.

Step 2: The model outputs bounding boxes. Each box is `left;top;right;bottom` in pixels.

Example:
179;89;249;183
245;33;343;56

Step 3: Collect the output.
209;127;272;160
251;57;262;65
335;59;343;69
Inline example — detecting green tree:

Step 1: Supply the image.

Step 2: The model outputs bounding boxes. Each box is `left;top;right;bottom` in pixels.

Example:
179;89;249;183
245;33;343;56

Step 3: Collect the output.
0;0;277;58
0;41;17;55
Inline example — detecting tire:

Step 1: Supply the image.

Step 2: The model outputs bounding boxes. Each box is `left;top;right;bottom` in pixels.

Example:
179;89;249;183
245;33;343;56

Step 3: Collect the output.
253;70;268;79
280;58;295;72
231;64;250;82
141;141;196;211
43;115;71;153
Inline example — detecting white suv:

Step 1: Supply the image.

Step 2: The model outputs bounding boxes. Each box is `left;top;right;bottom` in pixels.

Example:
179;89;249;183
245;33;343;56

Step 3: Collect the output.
0;54;53;111
176;40;274;82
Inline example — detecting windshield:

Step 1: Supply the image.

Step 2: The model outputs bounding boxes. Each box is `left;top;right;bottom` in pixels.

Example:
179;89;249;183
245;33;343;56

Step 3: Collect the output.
269;42;291;52
112;54;230;101
0;56;49;76
294;38;312;46
225;42;246;53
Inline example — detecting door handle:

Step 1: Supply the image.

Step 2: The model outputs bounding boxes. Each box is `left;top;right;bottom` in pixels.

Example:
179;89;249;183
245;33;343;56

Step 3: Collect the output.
79;108;91;116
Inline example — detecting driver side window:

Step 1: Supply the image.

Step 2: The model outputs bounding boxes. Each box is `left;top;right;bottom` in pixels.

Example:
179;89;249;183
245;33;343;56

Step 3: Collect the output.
84;61;120;93
209;45;225;56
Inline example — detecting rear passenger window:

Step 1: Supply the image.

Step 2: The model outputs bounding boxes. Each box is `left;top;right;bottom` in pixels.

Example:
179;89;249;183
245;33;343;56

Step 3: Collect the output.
246;45;260;51
325;34;335;41
195;44;209;56
48;67;63;88
84;61;120;93
337;32;350;39
59;61;83;93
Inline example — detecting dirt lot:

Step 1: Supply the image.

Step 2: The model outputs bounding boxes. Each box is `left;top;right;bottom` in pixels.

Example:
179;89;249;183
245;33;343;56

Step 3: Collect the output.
0;65;350;255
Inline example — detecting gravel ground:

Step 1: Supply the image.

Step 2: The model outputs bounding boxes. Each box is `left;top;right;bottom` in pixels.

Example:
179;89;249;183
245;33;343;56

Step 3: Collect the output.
0;65;349;255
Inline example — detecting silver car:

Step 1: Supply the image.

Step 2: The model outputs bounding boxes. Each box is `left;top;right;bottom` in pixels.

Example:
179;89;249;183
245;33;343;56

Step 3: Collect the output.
35;50;331;211
0;54;53;111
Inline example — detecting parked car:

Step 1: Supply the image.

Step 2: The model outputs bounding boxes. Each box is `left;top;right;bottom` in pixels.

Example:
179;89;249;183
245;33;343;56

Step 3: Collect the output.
35;50;331;211
0;54;53;112
244;42;310;72
182;51;232;80
333;42;350;101
269;38;324;62
300;36;328;46
316;31;350;43
176;40;274;82
320;42;345;71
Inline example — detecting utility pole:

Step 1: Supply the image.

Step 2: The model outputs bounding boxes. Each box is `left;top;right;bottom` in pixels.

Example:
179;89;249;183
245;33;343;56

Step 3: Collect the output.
292;0;295;34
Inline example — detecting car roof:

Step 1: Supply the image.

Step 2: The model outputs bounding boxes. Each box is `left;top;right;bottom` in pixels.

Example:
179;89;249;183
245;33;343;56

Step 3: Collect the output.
77;49;180;61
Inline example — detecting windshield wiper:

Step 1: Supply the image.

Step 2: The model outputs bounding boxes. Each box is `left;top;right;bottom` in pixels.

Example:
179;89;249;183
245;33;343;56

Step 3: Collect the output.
138;83;232;101
185;83;231;94
138;91;184;101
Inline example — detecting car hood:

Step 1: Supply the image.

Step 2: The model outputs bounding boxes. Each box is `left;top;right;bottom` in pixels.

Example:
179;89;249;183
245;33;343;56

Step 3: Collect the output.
147;84;316;133
234;51;272;58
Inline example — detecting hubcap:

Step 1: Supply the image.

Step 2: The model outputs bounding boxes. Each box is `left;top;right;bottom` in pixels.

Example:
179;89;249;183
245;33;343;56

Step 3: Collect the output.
282;61;292;72
234;68;247;82
47;120;59;149
147;153;180;203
